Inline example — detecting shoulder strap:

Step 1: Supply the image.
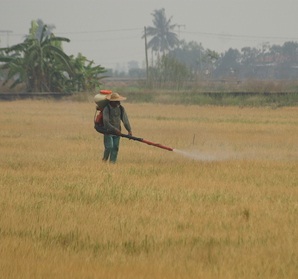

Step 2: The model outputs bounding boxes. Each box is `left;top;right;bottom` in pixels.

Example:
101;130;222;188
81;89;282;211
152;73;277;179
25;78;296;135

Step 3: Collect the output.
94;108;98;124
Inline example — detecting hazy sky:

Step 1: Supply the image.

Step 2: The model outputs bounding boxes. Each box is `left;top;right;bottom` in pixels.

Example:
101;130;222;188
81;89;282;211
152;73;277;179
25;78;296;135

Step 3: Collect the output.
1;0;298;71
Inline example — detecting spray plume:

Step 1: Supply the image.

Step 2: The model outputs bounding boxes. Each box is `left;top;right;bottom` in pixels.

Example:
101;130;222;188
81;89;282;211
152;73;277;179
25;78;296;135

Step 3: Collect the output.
173;149;219;161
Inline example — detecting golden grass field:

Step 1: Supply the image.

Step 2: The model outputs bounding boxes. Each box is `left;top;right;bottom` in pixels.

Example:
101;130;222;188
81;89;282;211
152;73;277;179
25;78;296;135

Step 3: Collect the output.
0;99;297;279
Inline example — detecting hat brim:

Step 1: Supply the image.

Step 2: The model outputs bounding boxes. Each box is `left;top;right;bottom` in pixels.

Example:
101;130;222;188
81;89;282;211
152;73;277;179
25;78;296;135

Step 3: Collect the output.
106;95;127;101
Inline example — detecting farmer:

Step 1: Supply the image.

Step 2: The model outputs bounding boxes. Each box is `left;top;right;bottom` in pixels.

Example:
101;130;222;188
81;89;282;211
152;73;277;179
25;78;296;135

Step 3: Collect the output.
102;92;132;163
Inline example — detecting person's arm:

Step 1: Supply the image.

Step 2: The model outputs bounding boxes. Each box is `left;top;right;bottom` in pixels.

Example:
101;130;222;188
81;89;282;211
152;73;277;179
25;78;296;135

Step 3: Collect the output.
121;107;132;135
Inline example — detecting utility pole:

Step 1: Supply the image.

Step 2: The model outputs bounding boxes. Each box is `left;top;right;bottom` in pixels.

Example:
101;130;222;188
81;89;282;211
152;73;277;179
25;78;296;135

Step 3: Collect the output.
0;30;13;47
176;24;186;39
176;24;185;48
144;26;149;85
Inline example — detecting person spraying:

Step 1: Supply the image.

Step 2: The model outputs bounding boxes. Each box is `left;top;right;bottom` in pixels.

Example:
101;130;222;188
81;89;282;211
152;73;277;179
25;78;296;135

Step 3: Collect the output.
100;92;132;163
94;90;173;164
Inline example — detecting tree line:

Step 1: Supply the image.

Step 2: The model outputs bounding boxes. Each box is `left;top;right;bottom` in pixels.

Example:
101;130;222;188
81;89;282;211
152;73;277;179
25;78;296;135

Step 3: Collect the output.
139;8;298;88
1;11;298;93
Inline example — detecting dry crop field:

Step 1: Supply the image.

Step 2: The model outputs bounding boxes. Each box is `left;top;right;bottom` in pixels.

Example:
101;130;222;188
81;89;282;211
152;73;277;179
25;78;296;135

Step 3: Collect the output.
0;99;297;279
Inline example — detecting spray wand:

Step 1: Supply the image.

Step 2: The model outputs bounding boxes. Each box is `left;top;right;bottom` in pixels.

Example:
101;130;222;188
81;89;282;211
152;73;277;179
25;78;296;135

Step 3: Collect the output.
120;133;174;151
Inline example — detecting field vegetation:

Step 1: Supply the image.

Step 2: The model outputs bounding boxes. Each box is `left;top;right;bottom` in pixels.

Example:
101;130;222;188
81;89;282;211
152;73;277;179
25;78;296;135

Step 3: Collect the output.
0;99;297;278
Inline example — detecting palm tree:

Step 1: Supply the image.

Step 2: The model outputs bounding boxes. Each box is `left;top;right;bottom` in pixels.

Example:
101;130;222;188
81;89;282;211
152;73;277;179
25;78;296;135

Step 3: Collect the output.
144;8;180;56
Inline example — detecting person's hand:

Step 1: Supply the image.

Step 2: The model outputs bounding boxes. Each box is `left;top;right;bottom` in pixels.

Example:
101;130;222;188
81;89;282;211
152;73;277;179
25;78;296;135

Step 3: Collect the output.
115;129;121;136
128;131;132;136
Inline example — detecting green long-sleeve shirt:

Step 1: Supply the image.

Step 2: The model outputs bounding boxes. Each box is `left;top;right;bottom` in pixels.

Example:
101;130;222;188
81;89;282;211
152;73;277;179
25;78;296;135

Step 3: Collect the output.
103;104;131;134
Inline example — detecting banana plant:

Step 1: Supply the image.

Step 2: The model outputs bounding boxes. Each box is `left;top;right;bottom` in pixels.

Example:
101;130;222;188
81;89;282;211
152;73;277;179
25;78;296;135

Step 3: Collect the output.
0;20;74;92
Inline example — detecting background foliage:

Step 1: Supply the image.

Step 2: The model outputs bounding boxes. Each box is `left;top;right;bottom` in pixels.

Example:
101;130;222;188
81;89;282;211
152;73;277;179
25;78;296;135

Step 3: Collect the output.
0;20;106;93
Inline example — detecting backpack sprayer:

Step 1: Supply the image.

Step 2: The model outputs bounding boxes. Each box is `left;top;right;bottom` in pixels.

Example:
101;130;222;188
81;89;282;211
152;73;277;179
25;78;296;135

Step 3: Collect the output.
94;90;174;152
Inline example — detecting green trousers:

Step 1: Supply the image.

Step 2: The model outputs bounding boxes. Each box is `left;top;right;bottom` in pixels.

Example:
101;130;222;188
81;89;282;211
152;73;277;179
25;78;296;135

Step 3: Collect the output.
103;134;120;163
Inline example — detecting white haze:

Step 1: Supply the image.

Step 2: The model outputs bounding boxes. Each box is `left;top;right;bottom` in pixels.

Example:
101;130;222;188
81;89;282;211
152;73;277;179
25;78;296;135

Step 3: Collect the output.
1;0;298;70
172;148;297;162
173;149;232;162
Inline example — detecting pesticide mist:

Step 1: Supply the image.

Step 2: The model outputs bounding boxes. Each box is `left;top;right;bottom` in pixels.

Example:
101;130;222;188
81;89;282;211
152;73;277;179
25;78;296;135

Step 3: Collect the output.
173;148;296;162
173;149;231;162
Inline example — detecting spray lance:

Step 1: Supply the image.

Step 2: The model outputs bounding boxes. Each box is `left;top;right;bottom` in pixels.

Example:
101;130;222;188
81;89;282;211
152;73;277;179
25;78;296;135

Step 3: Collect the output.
120;133;174;151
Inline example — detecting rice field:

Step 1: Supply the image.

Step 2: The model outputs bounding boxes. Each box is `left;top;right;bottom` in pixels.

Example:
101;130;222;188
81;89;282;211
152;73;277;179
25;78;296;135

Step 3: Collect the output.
0;99;297;279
